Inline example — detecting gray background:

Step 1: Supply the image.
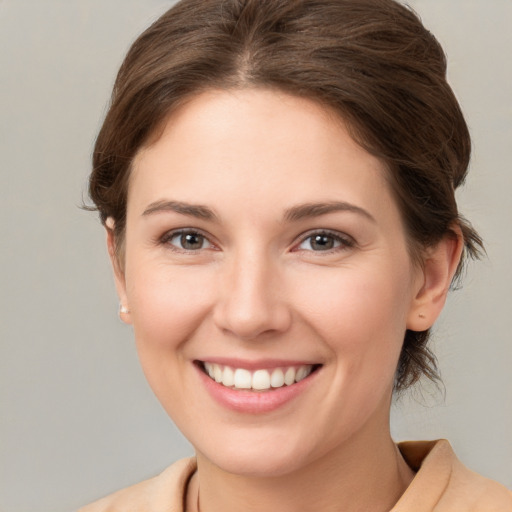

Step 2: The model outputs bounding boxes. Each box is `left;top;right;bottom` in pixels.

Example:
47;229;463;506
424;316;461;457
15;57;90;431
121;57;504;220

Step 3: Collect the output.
0;1;510;510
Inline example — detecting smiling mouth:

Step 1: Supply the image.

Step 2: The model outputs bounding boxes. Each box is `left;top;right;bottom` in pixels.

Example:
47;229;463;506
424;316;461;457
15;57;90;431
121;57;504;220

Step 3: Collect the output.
197;361;321;391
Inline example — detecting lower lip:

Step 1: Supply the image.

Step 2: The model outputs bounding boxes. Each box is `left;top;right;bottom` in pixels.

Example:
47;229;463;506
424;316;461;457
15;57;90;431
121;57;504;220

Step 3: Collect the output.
195;364;320;414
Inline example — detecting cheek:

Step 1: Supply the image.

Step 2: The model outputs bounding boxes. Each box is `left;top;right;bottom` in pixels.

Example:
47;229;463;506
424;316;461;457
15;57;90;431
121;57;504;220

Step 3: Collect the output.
287;263;413;441
126;260;216;352
291;259;413;374
296;264;411;334
124;262;218;420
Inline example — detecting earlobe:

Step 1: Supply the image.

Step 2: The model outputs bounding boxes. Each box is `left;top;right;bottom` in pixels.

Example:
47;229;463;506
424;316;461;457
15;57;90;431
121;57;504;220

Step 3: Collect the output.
406;228;464;332
105;218;132;325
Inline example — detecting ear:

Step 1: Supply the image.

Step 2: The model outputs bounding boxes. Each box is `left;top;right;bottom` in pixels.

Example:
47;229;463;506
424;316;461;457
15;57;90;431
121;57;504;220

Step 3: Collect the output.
407;227;464;331
105;218;132;325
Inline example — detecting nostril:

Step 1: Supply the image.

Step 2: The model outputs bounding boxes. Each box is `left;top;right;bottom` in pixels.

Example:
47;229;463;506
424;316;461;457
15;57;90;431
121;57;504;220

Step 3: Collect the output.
213;298;292;340
212;262;292;338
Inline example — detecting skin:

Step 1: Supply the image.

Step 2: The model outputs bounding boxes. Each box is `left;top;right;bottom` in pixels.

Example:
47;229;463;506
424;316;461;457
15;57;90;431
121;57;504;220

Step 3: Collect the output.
108;88;462;512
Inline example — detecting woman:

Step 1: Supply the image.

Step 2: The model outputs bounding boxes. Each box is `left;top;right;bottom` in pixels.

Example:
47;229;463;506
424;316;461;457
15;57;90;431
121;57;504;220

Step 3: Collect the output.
80;0;512;510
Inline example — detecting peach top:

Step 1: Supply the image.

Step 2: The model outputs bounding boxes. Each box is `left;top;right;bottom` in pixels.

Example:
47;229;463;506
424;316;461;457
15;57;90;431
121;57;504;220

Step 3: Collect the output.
79;440;512;511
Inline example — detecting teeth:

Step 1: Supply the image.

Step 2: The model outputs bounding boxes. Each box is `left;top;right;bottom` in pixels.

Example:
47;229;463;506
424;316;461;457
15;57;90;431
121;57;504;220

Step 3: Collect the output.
295;366;309;382
214;364;223;383
234;368;252;389
203;363;314;391
270;368;285;388
284;367;295;386
222;366;234;387
205;362;215;379
252;370;271;390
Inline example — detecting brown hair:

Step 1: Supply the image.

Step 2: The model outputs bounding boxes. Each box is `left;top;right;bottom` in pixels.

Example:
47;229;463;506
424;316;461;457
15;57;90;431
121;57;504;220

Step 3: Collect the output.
89;0;483;391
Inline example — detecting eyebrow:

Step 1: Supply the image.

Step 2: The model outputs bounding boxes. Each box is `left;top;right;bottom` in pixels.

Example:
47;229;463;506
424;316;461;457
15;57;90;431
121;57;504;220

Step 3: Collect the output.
142;200;218;221
142;199;375;224
283;201;376;223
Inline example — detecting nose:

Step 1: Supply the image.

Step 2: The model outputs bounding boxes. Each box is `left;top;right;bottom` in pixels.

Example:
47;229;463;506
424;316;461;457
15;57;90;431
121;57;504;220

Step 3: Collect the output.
213;250;292;340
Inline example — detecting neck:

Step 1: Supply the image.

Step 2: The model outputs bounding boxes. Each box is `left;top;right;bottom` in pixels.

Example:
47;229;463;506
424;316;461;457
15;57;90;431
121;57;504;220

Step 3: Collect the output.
187;422;415;512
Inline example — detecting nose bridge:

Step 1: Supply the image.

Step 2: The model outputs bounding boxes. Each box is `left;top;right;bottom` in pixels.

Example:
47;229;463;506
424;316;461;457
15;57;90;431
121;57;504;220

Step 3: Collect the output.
214;244;290;339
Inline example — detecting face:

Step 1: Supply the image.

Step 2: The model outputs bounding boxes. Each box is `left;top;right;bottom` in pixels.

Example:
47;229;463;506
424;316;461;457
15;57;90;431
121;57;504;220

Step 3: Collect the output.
115;88;425;477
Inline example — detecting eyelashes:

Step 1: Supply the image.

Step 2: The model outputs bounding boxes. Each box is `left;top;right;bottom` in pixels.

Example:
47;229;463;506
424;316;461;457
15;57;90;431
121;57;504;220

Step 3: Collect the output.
294;230;355;253
159;229;215;253
159;228;355;254
162;230;213;251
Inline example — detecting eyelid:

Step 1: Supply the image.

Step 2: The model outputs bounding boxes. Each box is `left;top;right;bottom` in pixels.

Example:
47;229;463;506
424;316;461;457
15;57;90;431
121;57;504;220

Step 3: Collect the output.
292;229;355;252
159;227;218;252
157;227;354;253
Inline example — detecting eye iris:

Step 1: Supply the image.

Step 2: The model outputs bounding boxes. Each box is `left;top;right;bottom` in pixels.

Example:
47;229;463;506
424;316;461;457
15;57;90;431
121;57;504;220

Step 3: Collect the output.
181;233;203;250
311;234;334;250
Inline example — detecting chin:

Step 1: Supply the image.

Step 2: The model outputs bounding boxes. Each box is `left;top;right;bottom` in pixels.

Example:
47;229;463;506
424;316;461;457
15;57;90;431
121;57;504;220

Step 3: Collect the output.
207;450;305;478
195;428;325;478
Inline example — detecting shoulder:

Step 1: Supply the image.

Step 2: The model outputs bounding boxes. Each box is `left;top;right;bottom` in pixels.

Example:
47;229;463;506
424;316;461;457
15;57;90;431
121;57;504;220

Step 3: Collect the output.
77;457;197;512
395;440;512;512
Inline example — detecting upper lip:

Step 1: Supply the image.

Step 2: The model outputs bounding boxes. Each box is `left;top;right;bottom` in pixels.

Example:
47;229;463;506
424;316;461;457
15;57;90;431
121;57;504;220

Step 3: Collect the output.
195;357;321;370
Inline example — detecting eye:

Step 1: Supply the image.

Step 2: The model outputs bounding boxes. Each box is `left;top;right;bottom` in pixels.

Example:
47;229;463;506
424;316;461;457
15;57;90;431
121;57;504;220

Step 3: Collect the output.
296;231;353;252
163;230;213;251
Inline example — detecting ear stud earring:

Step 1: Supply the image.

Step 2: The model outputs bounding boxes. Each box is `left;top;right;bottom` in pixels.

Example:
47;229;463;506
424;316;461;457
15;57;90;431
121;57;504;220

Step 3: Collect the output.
119;304;130;315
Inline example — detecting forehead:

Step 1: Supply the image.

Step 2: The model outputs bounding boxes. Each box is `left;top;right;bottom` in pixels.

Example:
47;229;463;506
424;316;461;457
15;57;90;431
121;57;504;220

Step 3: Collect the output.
129;88;398;224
